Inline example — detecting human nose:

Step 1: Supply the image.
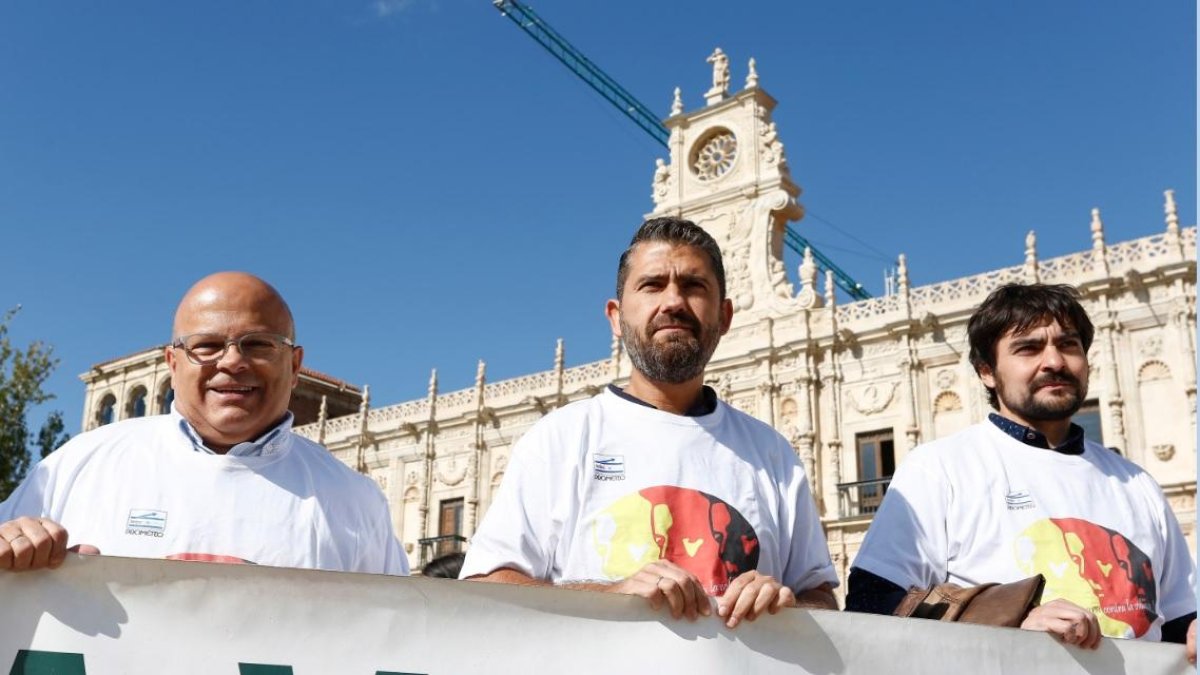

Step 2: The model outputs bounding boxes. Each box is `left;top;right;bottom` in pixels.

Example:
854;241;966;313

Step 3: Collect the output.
1040;345;1065;370
214;339;250;370
660;281;686;311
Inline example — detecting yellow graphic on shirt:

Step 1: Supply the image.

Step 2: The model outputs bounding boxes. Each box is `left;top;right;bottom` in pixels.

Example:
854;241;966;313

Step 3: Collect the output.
1015;518;1157;638
589;486;759;596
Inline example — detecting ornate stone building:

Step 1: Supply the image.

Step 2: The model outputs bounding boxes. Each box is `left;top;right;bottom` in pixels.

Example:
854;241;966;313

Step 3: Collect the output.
82;55;1197;594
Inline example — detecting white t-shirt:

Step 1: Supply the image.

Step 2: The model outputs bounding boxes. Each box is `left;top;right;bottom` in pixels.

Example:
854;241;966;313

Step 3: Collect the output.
0;412;409;575
460;388;837;596
853;421;1195;640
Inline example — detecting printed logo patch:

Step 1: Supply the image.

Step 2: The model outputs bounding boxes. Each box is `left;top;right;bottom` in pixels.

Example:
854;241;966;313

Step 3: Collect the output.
1005;491;1035;511
593;454;625;481
126;509;167;538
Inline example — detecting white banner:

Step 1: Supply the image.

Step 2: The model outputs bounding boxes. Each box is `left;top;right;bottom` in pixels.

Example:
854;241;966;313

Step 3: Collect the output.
0;555;1190;674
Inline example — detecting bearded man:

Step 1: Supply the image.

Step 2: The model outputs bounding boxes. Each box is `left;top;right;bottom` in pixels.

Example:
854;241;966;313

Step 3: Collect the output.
848;283;1196;661
460;218;838;627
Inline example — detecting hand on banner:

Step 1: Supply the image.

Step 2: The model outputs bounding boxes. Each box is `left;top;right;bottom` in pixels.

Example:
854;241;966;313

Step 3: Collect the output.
610;560;712;621
0;517;99;571
716;570;795;628
1020;598;1103;649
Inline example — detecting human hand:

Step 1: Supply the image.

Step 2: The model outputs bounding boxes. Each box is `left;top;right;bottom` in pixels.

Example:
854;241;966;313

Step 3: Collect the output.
0;517;69;571
1186;619;1195;665
1020;598;1102;649
609;560;712;621
717;570;796;628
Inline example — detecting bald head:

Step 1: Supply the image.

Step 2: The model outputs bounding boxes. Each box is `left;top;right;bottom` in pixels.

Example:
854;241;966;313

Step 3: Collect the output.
166;271;303;452
173;272;295;341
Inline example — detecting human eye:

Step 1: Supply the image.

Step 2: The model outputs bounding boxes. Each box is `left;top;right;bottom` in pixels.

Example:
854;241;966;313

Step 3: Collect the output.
240;334;280;356
186;335;225;356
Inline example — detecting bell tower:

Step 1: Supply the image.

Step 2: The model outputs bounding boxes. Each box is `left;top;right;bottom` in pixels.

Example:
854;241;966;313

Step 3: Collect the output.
648;50;804;328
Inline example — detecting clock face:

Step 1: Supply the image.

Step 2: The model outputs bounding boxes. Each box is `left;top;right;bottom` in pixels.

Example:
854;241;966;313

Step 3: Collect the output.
690;128;738;182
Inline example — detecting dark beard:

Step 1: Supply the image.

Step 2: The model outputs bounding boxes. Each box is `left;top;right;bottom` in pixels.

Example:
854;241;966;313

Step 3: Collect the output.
1000;373;1085;422
621;314;720;384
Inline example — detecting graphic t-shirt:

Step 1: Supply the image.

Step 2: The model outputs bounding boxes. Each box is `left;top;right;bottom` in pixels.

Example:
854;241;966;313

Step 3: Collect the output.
0;412;408;575
852;422;1195;640
460;389;837;596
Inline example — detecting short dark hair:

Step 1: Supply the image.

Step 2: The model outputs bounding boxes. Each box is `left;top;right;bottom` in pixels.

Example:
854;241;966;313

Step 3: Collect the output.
421;551;465;579
967;283;1095;408
615;217;726;300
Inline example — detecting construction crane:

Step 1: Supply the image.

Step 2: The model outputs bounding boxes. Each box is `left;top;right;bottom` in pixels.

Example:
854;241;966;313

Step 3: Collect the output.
493;0;872;301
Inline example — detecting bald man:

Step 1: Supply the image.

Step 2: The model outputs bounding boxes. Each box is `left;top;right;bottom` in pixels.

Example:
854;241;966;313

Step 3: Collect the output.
0;272;408;574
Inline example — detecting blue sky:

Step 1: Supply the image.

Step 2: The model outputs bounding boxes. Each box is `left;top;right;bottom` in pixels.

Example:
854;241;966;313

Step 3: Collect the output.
1;1;1195;434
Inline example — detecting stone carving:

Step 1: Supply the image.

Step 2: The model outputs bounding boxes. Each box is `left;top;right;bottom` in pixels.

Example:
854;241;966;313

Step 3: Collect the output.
1138;335;1163;358
670;86;683;116
847;382;898;415
724;243;754;311
493;455;508;472
745;57;758;89
1138;360;1171;382
761;122;786;167
405;470;418;486
652;158;671;205
692;130;738;182
934;369;957;391
1153;444;1175;461
705;47;729;102
435;457;468;486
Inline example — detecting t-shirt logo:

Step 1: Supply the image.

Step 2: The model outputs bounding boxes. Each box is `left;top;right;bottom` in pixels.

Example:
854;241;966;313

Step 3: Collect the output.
593;454;625;481
126;509;167;538
1005;490;1035;510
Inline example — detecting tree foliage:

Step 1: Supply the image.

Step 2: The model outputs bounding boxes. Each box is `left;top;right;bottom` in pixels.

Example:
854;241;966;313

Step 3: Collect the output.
0;307;70;501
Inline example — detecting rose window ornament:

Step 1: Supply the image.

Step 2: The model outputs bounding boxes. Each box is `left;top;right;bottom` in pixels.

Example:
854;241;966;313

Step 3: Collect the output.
692;129;738;181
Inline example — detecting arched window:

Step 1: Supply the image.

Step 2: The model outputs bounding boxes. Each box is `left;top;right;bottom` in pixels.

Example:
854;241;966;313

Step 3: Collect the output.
159;379;175;414
127;386;148;418
97;394;117;426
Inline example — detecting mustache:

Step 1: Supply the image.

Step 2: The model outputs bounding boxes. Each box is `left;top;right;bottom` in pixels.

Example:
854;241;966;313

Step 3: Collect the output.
1032;373;1079;389
649;314;701;334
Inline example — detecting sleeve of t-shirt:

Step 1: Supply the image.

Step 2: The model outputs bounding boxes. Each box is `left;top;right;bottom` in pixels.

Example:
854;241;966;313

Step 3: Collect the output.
1148;477;1197;624
459;426;557;580
850;447;950;589
0;441;68;523
781;456;839;592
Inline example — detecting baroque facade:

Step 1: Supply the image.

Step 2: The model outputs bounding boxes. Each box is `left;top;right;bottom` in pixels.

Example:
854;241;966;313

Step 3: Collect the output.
81;55;1197;594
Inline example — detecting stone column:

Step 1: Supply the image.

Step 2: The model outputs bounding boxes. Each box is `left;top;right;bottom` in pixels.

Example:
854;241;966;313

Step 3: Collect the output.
1098;314;1128;450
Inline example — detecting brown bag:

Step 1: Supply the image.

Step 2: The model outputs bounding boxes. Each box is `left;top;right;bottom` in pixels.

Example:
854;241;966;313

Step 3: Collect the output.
892;574;1046;628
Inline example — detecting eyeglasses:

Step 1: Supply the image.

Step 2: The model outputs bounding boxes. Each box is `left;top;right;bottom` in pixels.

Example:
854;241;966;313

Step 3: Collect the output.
171;332;295;366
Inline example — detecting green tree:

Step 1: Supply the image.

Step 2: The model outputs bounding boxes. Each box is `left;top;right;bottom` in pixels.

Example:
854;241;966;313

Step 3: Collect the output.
0;307;69;501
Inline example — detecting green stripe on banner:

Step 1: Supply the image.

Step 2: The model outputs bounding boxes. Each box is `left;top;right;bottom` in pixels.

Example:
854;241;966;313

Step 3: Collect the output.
238;665;292;675
9;650;86;675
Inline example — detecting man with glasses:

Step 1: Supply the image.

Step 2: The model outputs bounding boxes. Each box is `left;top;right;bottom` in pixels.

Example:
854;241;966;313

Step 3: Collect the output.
0;272;408;574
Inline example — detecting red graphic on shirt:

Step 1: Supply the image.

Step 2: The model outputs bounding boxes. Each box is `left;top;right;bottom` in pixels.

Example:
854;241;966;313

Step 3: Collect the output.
1052;518;1157;636
592;486;759;596
165;553;256;565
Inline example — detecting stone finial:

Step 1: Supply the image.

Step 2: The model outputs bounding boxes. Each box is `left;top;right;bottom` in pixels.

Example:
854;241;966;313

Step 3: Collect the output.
1164;189;1180;237
1024;230;1039;283
359;384;371;416
1090;208;1106;250
824;270;836;308
317;395;328;445
745;57;758;89
554;338;565;372
799;246;818;289
705;47;730;105
475;359;486;389
670;86;683;116
897;254;910;294
427;368;438;400
1090;208;1110;275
